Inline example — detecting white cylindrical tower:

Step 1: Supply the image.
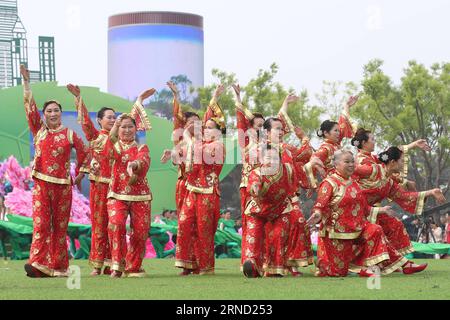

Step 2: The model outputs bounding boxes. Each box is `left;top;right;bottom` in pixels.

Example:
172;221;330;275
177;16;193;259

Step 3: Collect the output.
108;11;204;100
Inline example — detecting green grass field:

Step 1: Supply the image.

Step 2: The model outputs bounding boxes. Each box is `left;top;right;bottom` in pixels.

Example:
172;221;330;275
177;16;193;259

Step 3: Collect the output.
0;259;449;300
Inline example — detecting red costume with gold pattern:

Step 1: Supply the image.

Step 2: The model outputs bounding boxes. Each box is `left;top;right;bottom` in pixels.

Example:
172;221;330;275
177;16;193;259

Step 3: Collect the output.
243;142;314;276
313;172;408;276
353;149;427;255
277;109;315;271
107;101;152;276
175;99;225;275
75;96;113;269
236;102;261;267
24;87;89;277
170;98;198;267
305;114;355;188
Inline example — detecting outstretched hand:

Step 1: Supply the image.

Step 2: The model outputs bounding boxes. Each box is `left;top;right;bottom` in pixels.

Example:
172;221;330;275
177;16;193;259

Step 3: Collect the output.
20;64;30;82
231;84;242;103
67;84;81;97
213;84;225;99
160;149;172;164
346;95;359;108
306;212;321;227
167;81;178;96
284;93;299;105
380;206;396;217
138;88;156;104
432;188;446;204
294;126;306;140
413;139;431;152
127;161;138;177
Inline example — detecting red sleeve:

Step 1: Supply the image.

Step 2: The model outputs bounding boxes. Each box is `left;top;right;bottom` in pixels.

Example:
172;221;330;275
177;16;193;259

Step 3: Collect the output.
76;97;99;142
312;180;333;218
173;98;185;131
304;145;331;188
313;145;330;165
354;160;382;180
388;180;426;215
338;114;355;142
23;90;43;137
136;144;151;179
247;169;262;197
294;143;313;165
72;131;90;177
237;107;251;149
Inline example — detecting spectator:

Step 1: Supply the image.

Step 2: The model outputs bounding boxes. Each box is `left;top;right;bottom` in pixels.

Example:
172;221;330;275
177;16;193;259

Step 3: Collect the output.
219;210;235;232
234;219;242;233
431;221;443;243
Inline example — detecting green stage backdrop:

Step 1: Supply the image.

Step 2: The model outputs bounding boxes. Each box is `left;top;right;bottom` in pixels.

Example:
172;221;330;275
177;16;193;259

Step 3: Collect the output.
0;82;239;213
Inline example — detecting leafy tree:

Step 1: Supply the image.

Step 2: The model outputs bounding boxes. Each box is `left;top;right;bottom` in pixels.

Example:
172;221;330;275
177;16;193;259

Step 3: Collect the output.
351;59;450;198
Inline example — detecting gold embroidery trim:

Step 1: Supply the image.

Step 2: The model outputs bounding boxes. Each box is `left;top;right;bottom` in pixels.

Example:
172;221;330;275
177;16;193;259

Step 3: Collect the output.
32;170;71;185
415;192;426;216
185;182;214;194
107;191;153;202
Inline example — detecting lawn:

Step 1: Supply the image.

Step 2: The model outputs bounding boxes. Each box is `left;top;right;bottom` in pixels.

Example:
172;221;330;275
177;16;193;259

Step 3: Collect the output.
0;259;449;300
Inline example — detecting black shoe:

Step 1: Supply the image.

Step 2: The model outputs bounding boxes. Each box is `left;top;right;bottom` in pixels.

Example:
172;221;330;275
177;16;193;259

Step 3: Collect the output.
24;263;50;278
243;260;260;278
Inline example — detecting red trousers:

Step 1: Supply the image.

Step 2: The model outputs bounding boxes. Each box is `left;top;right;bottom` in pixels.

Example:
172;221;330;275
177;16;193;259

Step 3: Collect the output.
107;199;151;274
286;201;314;269
89;182;111;269
243;213;291;276
376;214;413;255
175;179;187;215
317;222;407;277
29;179;72;276
175;191;220;274
240;187;251;267
175;179;197;264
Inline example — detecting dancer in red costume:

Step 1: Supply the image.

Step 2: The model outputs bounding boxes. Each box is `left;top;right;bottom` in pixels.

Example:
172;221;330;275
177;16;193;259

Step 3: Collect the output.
67;84;115;276
161;81;201;275
20;65;89;278
231;84;265;270
107;90;154;278
304;96;358;188
174;85;226;275
351;131;446;272
307;149;422;277
242;117;323;278
277;94;319;276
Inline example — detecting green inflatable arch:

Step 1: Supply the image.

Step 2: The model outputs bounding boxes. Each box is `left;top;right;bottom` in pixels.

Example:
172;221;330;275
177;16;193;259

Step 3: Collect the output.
0;82;239;213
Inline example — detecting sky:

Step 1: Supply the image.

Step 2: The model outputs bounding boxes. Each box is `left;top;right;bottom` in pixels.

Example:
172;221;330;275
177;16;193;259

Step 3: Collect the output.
18;0;450;99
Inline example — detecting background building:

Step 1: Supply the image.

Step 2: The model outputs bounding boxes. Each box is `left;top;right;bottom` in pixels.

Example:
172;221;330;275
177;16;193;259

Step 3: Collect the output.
107;11;204;100
0;0;55;88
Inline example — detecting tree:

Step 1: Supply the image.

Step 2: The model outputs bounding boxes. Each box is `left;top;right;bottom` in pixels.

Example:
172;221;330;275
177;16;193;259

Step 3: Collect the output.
315;80;359;120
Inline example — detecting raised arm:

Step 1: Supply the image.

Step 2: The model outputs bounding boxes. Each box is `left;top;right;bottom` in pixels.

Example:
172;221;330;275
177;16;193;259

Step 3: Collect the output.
67;84;99;142
398;139;431;184
203;84;225;124
388;181;446;216
233;84;254;149
338;95;358;141
167;81;185;133
20;64;43;137
130;88;155;132
278;94;299;134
